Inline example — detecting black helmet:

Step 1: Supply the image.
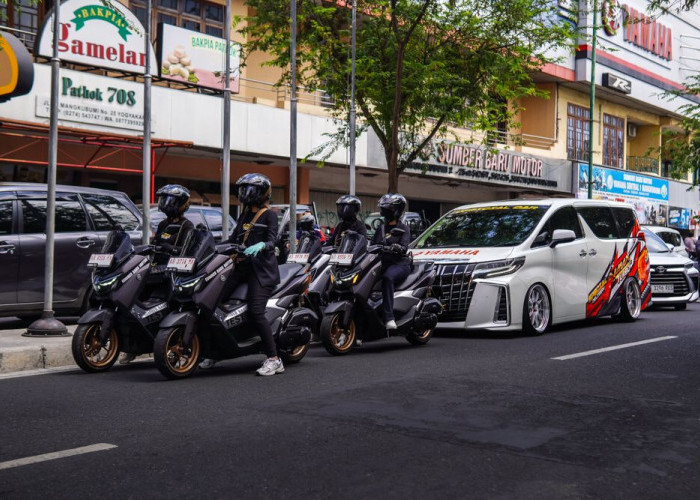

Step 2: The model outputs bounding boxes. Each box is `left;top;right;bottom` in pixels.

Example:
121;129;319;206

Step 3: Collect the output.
378;193;407;222
336;194;361;221
235;173;271;206
298;211;316;232
156;184;190;218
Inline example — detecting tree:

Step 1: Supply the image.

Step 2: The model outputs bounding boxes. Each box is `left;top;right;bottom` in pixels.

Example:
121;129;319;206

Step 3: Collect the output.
239;0;577;192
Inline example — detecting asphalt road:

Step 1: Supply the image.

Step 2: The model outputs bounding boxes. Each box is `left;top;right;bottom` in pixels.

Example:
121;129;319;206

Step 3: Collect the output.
2;304;700;499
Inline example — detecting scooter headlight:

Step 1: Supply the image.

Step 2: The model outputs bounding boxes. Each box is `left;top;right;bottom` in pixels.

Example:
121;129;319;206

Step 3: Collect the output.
473;257;526;279
174;275;205;295
332;270;360;287
92;274;121;293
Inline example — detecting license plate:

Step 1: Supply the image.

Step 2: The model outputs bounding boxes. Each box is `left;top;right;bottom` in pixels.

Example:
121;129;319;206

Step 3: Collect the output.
287;253;310;264
88;254;114;268
166;257;196;272
330;253;353;266
652;284;674;293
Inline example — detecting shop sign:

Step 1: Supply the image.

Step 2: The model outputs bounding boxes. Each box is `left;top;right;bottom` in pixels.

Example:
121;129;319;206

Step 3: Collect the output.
36;0;157;74
602;0;622;36
668;206;691;229
0;31;34;102
157;24;240;92
621;4;673;61
602;73;631;94
35;69;145;131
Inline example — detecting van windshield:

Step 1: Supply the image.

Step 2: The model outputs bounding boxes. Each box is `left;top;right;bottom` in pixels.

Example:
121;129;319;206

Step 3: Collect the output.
413;205;549;248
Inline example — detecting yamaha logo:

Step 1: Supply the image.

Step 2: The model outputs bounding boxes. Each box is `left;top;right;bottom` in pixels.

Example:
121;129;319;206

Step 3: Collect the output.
656;266;666;273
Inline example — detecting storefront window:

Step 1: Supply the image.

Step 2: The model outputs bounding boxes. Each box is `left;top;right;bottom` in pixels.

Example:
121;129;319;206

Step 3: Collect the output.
131;0;225;39
0;0;45;47
567;104;590;162
603;114;625;169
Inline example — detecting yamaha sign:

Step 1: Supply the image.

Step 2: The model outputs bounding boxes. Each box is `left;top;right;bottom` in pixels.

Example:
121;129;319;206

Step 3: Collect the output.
602;73;632;94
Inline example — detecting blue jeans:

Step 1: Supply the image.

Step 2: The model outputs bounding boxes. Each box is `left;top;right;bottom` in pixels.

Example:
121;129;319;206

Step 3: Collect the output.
381;264;411;321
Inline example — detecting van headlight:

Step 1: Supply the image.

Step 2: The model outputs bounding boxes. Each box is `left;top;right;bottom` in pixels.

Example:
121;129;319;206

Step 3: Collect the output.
473;257;526;279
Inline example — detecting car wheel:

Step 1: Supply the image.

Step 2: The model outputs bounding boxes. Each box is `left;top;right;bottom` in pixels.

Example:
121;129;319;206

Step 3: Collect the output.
674;303;687;311
522;283;551;336
616;278;642;322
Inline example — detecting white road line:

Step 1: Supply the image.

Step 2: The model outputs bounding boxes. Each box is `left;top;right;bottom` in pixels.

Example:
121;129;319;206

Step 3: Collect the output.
0;443;117;471
552;336;678;361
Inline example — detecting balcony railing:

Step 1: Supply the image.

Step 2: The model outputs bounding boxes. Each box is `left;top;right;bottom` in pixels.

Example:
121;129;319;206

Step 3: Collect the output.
627;156;659;174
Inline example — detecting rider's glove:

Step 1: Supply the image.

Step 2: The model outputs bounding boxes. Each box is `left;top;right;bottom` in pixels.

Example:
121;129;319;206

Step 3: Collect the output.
244;242;266;257
390;243;405;254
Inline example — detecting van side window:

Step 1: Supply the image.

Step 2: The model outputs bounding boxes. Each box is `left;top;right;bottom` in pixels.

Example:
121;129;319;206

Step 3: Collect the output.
0;201;13;235
611;207;637;238
576;206;617;239
549;206;583;238
82;194;140;231
21;197;87;233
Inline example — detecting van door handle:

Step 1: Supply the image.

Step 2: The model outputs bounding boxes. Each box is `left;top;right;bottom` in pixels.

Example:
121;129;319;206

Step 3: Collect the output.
76;237;96;249
579;250;588;257
588;249;597;257
0;243;15;255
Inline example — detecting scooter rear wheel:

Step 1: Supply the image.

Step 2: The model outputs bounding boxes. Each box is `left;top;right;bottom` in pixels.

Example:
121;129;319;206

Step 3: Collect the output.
406;328;433;346
154;326;201;380
320;313;356;356
279;343;309;364
71;323;120;373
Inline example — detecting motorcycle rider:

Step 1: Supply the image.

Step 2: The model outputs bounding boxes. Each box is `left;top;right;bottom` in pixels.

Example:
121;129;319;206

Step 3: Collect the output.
200;173;283;376
331;195;366;248
296;211;325;243
371;194;411;330
121;184;193;365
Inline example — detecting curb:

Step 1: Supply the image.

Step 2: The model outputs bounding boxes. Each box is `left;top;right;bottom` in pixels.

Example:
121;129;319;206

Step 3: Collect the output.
0;328;76;375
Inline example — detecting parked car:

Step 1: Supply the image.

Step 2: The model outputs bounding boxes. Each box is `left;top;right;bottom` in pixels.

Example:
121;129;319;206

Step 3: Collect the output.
644;225;687;257
150;205;235;242
642;227;698;310
0;183;143;320
364;211;430;241
410;199;651;335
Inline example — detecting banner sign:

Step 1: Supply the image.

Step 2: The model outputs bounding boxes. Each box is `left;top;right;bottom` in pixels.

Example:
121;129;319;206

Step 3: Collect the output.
0;31;35;102
36;0;157;74
668;206;691;229
157;24;240;92
35;69;146;131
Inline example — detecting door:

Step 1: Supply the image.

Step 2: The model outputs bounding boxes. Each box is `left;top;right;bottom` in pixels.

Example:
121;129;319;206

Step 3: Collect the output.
575;205;620;318
17;194;99;306
536;206;589;321
0;198;19;306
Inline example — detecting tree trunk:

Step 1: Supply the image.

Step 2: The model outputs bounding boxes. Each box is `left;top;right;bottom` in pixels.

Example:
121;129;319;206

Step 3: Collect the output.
386;146;400;193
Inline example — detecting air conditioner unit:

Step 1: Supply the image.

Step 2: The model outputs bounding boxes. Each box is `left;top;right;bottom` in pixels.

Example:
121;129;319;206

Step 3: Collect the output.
627;123;637;138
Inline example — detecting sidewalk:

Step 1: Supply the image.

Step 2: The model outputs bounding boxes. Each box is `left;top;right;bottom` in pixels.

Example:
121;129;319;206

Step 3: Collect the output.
0;321;77;374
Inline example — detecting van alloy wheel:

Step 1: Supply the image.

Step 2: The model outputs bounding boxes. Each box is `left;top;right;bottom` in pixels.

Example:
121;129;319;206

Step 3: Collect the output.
616;279;641;322
71;323;119;373
523;284;551;335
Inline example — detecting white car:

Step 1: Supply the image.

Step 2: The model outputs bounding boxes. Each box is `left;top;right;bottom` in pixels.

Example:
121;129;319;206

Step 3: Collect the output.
410;199;651;335
642;228;698;310
643;225;688;257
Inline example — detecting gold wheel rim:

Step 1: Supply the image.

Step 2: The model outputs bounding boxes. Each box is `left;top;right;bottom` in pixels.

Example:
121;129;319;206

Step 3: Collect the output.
288;344;308;357
416;329;431;340
82;324;118;368
165;328;200;374
329;315;355;351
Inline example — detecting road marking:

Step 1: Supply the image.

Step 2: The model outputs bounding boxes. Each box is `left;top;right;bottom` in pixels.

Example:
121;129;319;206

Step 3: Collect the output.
552;336;678;361
0;443;117;471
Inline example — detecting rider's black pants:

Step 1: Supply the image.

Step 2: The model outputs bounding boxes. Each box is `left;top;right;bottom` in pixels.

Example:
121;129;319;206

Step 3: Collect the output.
381;263;411;321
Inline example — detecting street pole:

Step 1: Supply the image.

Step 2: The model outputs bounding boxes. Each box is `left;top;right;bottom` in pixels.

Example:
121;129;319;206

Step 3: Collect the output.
221;0;232;237
26;0;68;336
348;0;357;196
587;0;597;200
289;0;297;253
142;0;152;242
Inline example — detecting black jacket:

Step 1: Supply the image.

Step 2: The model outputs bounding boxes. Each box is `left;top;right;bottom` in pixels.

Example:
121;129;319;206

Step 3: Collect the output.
372;221;411;267
155;217;194;253
331;219;367;247
228;208;280;287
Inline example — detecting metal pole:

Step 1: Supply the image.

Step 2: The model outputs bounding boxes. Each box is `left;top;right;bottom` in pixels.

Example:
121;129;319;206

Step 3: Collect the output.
587;0;597;200
221;0;231;238
289;0;297;253
142;0;152;243
348;0;357;195
26;0;67;335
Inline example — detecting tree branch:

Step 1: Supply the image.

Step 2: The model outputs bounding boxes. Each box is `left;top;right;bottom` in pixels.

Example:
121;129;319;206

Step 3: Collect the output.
400;114;447;171
357;92;389;147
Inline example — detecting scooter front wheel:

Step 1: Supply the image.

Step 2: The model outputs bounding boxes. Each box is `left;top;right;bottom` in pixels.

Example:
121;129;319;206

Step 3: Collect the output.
320;313;356;356
154;326;201;380
71;323;120;373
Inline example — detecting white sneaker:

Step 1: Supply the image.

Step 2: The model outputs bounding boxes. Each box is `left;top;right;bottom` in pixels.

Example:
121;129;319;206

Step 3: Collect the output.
385;320;397;330
119;353;136;365
199;358;216;369
256;358;284;376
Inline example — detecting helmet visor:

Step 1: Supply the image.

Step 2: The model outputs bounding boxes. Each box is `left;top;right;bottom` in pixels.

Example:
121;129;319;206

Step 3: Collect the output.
159;195;183;217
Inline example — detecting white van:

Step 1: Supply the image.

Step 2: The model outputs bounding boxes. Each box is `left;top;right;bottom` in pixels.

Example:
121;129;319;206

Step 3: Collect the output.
410;199;651;335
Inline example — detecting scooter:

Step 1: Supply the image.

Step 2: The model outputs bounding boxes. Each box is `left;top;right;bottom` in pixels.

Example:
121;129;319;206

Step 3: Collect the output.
153;227;316;380
72;227;176;372
319;230;442;355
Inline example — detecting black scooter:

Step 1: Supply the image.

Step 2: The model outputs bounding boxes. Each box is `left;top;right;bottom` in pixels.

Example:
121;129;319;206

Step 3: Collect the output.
72;227;175;372
320;231;442;355
153;227;316;379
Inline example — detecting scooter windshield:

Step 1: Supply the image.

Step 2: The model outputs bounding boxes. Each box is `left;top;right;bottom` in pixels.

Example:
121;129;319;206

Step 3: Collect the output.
297;232;322;260
101;229;133;263
337;231;367;259
180;227;216;262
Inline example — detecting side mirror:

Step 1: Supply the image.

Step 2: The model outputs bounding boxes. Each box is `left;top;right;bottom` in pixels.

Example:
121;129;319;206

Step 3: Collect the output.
550;229;576;247
666;243;675;251
533;231;550;246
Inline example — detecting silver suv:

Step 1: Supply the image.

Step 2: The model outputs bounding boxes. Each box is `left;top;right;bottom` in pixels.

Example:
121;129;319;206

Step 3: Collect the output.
0;183;143;319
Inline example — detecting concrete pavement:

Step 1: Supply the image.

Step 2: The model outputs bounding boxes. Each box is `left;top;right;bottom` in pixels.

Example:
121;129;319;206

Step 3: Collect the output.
0;319;77;374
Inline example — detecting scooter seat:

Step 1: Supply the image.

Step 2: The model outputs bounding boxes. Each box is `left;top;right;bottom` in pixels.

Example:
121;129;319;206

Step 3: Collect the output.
396;262;433;291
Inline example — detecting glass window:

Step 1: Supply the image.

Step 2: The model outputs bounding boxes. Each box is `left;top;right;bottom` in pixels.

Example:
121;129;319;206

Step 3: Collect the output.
21;198;87;233
611;207;637;238
82;194;140;231
642;229;671;253
549;206;583;238
202;209;234;232
413;205;550;248
204;4;222;21
567;104;590;162
158;12;177;25
656;231;682;247
603;114;625;169
186;210;206;229
0;201;13;235
205;25;223;37
182;20;200;31
577;206;617;239
184;0;201;15
131;0;225;42
158;0;178;10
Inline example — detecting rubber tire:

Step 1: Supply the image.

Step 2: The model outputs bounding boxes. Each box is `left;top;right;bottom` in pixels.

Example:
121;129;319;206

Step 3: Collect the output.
320;313;356;356
71;323;120;373
406;328;433;346
153;327;201;380
522;283;552;336
674;303;687;311
617;278;641;322
279;342;310;364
